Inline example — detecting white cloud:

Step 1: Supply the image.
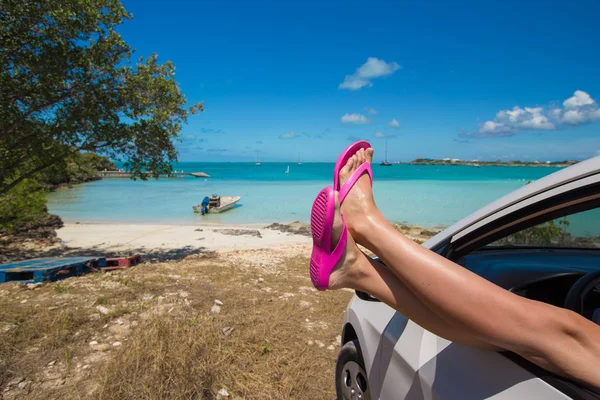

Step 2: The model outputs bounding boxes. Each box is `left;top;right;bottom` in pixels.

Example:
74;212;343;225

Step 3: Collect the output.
555;91;600;125
388;118;400;128
339;57;401;91
374;131;385;138
279;132;297;139
563;90;595;109
495;106;555;130
364;107;377;114
341;113;370;124
467;90;599;138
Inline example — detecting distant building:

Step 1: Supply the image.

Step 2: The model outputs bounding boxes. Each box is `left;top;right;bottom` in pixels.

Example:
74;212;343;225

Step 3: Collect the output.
451;158;461;163
442;158;451;161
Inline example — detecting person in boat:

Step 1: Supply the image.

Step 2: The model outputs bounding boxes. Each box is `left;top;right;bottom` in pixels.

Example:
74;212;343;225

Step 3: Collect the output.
200;196;210;215
309;144;600;391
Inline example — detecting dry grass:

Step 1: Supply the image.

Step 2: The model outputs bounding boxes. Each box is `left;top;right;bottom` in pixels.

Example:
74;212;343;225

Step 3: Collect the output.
0;246;352;399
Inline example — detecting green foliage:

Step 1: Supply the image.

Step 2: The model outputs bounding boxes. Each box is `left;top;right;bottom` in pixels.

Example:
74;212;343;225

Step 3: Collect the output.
493;217;597;248
0;179;46;232
0;0;202;195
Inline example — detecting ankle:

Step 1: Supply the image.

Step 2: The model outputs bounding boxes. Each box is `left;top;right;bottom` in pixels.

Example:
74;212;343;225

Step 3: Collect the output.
351;210;387;247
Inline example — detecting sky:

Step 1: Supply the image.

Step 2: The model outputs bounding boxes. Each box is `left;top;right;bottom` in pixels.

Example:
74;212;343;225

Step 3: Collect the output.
117;0;600;162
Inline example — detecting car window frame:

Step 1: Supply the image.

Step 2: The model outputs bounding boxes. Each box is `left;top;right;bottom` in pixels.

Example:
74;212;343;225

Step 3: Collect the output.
444;180;600;399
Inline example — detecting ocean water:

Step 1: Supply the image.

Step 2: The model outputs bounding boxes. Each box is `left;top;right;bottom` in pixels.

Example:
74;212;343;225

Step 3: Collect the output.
46;163;561;227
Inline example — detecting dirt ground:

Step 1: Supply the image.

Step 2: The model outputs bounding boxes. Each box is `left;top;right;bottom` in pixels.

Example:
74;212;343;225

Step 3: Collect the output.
0;244;354;399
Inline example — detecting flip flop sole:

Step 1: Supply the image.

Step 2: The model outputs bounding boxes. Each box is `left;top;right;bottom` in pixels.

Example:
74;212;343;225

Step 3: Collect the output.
310;187;334;288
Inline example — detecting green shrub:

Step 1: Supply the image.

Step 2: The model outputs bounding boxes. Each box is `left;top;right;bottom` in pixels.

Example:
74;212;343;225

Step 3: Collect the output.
0;179;47;233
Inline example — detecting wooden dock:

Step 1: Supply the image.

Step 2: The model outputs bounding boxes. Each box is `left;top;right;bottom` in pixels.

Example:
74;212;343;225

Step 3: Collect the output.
97;170;187;178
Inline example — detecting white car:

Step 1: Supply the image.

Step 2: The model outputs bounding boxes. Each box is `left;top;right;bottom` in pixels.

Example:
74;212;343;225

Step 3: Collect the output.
337;155;600;400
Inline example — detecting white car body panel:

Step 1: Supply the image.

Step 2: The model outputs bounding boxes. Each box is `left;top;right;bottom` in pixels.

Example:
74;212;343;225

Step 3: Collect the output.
341;155;600;399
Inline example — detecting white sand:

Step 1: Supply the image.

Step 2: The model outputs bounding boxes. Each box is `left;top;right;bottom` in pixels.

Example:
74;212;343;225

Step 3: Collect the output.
57;223;311;253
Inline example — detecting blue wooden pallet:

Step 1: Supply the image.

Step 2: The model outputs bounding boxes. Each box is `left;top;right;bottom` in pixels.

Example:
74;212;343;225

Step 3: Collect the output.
0;257;107;283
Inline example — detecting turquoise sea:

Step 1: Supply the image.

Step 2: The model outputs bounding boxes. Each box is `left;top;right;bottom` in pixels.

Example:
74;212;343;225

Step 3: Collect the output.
46;163;561;228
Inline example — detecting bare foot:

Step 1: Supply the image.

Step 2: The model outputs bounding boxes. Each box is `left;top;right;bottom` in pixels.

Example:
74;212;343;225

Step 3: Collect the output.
338;148;383;244
327;192;367;290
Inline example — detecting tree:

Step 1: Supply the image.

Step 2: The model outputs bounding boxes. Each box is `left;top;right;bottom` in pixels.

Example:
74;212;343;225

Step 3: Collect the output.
0;0;202;195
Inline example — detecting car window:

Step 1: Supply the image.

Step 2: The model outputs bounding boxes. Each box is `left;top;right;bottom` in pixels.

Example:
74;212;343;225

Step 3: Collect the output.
487;206;600;249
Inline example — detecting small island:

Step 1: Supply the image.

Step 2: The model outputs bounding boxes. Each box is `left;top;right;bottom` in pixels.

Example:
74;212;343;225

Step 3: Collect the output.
396;158;578;168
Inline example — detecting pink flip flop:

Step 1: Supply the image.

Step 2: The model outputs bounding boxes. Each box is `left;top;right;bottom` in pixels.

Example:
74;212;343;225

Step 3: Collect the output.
310;186;348;291
333;140;373;203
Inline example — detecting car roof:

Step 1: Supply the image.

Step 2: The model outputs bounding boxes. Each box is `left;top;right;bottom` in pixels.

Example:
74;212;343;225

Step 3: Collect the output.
424;155;600;249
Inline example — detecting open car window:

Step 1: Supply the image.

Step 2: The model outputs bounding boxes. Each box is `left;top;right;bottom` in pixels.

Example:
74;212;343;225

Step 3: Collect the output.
486;207;600;249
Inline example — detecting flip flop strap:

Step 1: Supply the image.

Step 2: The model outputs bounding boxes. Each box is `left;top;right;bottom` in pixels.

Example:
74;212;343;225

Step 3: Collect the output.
339;162;372;204
329;215;348;259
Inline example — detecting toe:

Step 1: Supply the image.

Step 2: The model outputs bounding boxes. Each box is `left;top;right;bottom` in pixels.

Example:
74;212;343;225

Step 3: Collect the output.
350;154;358;171
340;161;352;184
358;148;366;163
366;148;374;163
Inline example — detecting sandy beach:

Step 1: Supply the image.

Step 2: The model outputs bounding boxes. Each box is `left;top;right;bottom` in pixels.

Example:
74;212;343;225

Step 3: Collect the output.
56;222;312;253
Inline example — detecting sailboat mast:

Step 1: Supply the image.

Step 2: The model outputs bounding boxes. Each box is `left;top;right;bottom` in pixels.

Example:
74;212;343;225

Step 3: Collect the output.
385;138;388;162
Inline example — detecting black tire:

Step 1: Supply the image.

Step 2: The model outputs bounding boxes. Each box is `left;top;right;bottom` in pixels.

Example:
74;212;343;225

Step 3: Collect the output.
335;340;371;400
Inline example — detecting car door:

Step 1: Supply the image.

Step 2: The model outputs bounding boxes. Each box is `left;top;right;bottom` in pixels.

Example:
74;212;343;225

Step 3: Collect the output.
374;313;570;399
375;194;600;398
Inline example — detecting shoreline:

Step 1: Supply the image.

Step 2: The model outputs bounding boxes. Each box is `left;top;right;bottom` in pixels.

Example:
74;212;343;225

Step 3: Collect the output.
55;222;312;254
54;220;441;254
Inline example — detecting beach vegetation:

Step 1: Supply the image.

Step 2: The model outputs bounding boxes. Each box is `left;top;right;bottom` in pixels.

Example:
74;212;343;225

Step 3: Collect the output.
0;0;202;197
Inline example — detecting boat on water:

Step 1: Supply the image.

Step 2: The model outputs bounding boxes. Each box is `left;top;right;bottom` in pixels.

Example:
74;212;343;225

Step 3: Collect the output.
285;165;290;174
380;137;393;166
298;153;302;165
190;172;210;178
255;154;262;166
193;195;241;214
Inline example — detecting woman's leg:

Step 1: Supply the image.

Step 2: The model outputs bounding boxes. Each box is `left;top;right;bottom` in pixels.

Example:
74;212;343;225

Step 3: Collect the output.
326;192;499;350
337;148;600;389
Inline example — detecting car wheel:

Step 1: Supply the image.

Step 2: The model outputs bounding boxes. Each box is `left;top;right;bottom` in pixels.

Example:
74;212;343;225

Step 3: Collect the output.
335;339;371;400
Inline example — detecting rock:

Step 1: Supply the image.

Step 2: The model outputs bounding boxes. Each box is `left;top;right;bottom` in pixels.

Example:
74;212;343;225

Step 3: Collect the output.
144;261;151;267
215;228;262;238
48;360;56;366
214;299;223;306
116;319;124;325
256;278;265;283
299;301;311;308
131;321;139;327
26;283;43;290
96;305;109;315
315;340;325;348
20;299;27;304
221;327;234;336
0;322;17;332
82;365;90;370
327;345;335;351
17;380;30;389
335;335;342;345
94;344;111;352
89;341;98;346
210;305;221;314
47;306;59;311
216;388;230;399
307;340;314;346
7;377;24;387
141;295;154;301
112;341;122;347
167;274;181;280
